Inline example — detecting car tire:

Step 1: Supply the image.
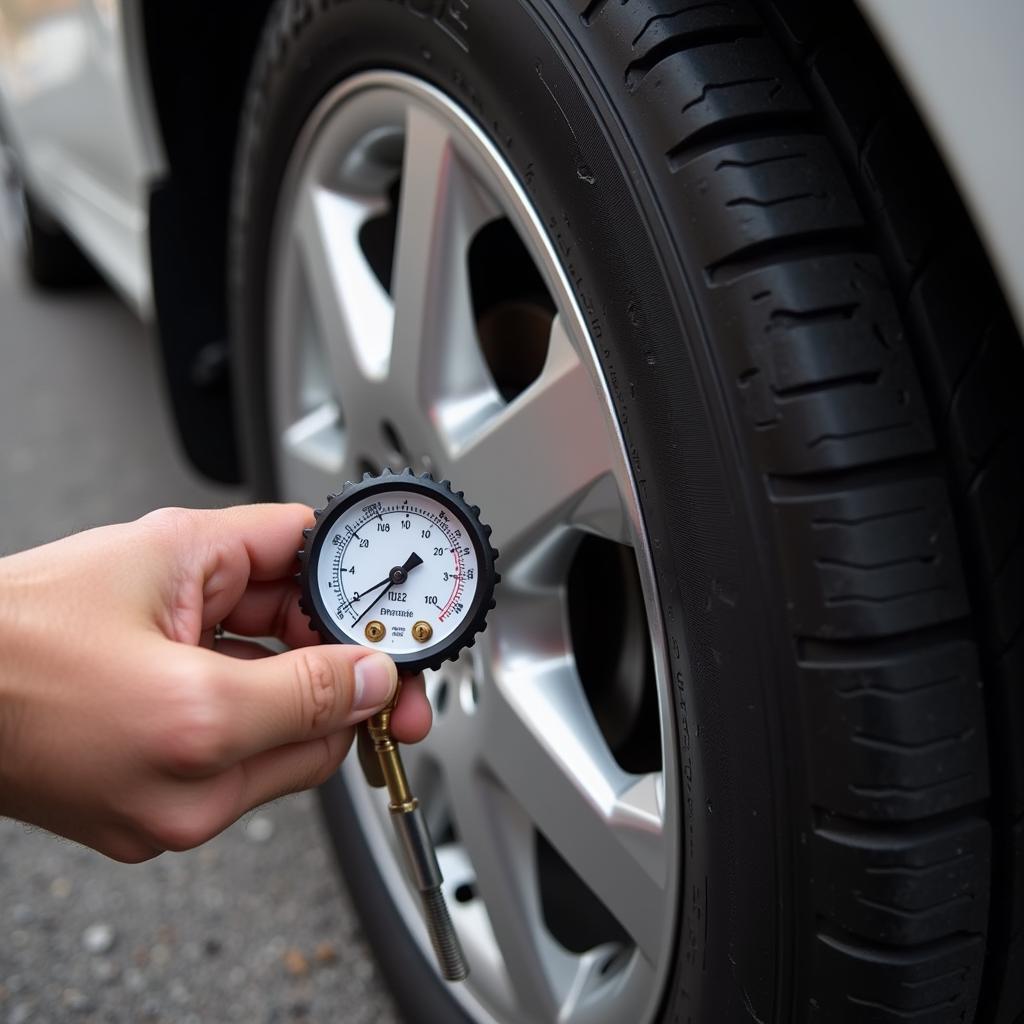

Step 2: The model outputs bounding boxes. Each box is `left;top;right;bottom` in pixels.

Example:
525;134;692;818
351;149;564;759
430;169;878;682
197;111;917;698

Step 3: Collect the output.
230;1;1024;1021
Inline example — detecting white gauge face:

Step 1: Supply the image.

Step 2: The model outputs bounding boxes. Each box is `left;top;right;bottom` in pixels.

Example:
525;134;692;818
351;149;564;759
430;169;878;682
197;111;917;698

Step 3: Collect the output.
315;488;480;657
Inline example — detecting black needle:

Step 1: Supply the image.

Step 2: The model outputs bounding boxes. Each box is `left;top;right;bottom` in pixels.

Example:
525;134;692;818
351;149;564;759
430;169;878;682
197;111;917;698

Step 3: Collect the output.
352;575;391;601
401;552;424;574
352;581;395;626
351;552;423;627
352;552;424;601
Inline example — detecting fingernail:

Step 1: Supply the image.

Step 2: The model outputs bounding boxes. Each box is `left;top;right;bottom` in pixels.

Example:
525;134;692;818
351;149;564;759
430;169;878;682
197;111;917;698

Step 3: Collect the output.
353;654;398;712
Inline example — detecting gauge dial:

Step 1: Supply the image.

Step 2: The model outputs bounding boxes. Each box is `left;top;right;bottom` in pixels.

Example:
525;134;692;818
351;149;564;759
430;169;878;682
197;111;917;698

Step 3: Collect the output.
298;472;498;672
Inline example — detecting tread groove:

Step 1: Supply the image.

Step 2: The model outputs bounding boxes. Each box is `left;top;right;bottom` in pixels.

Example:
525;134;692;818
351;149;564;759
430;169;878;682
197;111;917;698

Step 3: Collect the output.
666;114;820;169
767;455;943;497
773;370;880;400
632;3;739;47
863;853;976;879
681;75;783;114
811;506;926;529
716;149;807;170
834;674;962;702
796;622;973;661
815;553;937;572
725;189;823;208
812;805;991;836
823;585;951;608
580;0;612;26
625;26;764;92
806;420;916;452
855;893;974;921
851;728;975;757
847;993;957;1019
768;301;859;329
703;228;869;285
816;921;983;955
849;774;977;800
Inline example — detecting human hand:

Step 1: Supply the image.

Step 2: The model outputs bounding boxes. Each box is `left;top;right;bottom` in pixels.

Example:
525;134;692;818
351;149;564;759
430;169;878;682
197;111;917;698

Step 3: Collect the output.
0;504;432;862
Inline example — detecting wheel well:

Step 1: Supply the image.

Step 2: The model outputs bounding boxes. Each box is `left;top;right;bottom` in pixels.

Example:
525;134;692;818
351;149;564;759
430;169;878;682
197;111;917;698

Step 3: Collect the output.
141;0;276;484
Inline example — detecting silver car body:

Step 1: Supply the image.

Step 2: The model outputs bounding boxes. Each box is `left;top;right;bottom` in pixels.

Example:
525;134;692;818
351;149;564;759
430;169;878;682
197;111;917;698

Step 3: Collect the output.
0;0;164;313
0;0;1022;335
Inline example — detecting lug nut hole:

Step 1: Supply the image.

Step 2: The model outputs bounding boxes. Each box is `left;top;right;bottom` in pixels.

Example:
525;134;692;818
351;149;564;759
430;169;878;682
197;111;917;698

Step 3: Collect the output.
381;420;408;462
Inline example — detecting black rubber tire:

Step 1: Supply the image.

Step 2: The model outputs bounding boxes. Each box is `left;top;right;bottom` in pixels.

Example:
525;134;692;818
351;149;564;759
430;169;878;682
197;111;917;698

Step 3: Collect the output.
21;192;98;291
230;1;1024;1021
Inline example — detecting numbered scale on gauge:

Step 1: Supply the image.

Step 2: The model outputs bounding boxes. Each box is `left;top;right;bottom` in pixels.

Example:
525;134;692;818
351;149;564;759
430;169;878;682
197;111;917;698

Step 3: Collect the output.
298;470;498;673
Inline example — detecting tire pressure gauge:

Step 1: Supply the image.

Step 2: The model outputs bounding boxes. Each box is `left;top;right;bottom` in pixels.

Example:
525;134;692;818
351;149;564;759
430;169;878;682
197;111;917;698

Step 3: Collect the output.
297;470;498;982
297;470;499;674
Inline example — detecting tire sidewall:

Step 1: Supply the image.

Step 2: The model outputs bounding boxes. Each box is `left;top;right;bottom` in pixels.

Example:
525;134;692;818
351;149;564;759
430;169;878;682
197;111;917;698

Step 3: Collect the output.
231;2;790;1021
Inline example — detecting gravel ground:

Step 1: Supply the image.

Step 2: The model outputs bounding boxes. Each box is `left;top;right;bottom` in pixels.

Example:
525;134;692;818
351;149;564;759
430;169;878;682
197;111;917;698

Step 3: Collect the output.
0;220;399;1023
0;799;395;1024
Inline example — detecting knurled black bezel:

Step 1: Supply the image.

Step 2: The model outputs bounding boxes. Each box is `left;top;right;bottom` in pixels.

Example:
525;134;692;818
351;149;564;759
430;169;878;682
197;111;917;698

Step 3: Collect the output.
297;469;499;674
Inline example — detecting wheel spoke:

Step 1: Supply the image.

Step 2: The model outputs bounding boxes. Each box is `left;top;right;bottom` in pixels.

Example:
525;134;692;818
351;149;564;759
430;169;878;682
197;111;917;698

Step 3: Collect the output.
388;104;501;440
435;843;522;1012
293;184;392;413
279;402;346;501
446;764;574;1022
479;654;667;962
567;468;635;547
560;944;645;1020
445;315;619;558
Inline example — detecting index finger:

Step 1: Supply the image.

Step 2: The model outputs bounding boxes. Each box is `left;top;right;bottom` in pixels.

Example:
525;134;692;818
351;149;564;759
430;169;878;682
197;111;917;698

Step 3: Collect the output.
141;504;313;638
205;503;314;582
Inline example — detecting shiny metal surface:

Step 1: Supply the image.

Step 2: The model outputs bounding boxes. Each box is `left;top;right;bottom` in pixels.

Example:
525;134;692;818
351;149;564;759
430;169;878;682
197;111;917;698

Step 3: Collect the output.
367;693;468;982
0;0;164;312
268;72;680;1024
392;808;443;893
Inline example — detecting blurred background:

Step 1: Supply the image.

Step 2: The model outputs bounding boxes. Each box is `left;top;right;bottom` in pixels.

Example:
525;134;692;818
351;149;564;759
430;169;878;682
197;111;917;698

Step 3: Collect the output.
0;203;397;1023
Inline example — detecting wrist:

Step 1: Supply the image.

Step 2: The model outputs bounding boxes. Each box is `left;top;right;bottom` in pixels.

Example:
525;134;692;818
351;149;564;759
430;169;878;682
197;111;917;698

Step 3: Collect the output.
0;559;18;807
0;553;41;812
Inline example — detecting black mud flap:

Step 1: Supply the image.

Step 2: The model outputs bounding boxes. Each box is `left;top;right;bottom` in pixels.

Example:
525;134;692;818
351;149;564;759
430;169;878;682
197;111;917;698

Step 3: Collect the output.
149;178;242;485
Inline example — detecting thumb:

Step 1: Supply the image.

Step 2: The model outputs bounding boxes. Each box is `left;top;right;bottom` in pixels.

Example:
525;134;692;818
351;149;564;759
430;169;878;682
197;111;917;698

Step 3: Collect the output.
204;643;398;763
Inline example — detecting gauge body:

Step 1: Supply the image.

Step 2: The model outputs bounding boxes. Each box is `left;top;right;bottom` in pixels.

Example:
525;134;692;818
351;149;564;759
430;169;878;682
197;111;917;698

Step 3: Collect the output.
298;472;498;673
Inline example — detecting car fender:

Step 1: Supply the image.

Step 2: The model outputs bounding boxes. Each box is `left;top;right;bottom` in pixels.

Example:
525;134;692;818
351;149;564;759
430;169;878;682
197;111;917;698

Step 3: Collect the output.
854;0;1024;339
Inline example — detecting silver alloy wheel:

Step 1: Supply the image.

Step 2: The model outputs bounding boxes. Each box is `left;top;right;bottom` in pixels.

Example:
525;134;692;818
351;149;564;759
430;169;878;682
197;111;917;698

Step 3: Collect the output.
268;72;680;1024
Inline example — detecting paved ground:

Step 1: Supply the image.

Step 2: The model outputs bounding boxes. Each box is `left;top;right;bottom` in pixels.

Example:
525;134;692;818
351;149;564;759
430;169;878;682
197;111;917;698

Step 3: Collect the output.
0;230;398;1023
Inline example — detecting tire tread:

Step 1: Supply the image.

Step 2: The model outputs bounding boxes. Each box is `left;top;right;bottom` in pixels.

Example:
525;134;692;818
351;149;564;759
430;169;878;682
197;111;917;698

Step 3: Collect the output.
581;0;1022;1018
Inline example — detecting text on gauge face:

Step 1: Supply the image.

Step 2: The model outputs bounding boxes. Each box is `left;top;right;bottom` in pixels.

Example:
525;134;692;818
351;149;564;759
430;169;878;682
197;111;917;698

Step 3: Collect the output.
315;490;480;656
